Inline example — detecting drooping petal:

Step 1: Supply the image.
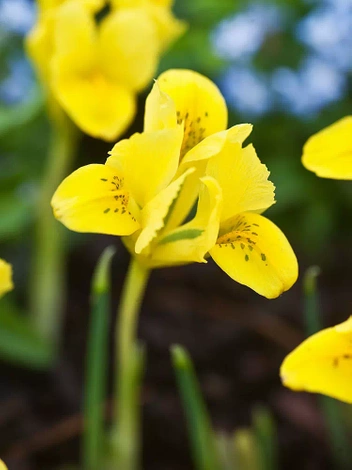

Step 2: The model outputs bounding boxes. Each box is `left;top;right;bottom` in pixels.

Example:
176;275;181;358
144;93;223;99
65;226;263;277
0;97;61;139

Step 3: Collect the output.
144;81;178;132
151;176;222;265
206;141;275;222
281;317;352;403
165;124;253;230
302;116;352;180
99;8;159;92
52;70;136;140
157;69;228;157
210;212;298;299
134;167;195;254
107;127;183;207
0;259;14;298
51;164;140;235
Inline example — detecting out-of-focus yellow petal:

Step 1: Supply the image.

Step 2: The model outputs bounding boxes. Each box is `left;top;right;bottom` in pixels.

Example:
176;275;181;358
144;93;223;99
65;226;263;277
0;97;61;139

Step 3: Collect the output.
0;459;8;470
99;8;159;92
146;5;186;52
157;69;228;157
210;212;298;298
152;176;222;265
112;0;173;7
52;72;136;141
38;0;105;13
135;168;195;254
302;116;352;180
51;164;140;235
26;15;54;85
144;81;178;132
52;1;96;75
107;127;183;207
206;141;275;222
281;317;352;403
0;259;14;298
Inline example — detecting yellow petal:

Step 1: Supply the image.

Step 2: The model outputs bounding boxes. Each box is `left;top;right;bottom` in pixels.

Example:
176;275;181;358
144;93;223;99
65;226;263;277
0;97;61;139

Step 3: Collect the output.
146;5;186;52
166;124;253;230
99;8;159;92
152;176;222;265
134;167;195;254
206;141;275;222
26;15;54;86
0;259;14;298
51;164;140;235
38;0;105;12
112;0;173;7
157;69;228;157
281;317;352;403
210;212;298;298
183;124;253;164
302;116;352;180
52;71;136;140
144;81;178;132
107;127;183;207
0;459;8;470
52;1;96;75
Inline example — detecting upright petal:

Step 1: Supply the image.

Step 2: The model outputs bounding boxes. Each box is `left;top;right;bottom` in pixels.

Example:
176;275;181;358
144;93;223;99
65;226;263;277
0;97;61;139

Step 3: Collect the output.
281;317;352;403
210;212;298;298
134;168;195;254
152;176;222;265
52;71;136;140
157;69;228;157
52;164;140;235
144;81;178;132
302;116;352;180
206;140;275;222
107;127;183;207
99;8;159;92
0;259;14;298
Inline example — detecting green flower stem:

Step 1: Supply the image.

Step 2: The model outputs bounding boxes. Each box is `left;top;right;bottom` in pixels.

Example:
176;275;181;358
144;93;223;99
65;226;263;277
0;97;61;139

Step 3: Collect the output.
111;258;150;470
30;121;79;348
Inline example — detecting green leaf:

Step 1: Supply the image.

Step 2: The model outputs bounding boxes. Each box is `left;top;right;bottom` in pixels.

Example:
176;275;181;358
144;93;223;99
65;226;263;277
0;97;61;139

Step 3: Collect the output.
252;406;278;470
171;345;221;470
0;298;54;369
0;192;33;241
83;247;115;470
159;228;204;245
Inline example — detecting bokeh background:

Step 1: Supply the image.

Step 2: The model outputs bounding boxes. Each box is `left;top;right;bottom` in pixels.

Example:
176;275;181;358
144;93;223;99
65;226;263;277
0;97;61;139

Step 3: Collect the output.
1;0;352;468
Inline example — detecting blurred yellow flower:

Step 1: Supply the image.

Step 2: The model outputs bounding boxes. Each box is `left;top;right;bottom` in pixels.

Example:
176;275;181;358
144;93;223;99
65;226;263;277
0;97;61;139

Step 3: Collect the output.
302;116;352;180
281;317;352;403
27;0;185;140
0;259;13;298
0;460;8;470
52;69;297;298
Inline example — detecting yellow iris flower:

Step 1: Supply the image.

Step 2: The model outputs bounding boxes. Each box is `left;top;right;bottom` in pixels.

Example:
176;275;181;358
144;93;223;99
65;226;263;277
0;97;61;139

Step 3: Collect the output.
0;259;13;298
27;0;184;140
281;317;352;403
302;116;352;180
52;69;298;299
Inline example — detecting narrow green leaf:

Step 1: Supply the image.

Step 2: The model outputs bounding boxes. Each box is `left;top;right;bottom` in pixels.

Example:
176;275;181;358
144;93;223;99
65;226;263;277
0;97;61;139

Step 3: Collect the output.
252;406;278;470
233;428;261;470
159;228;204;245
171;345;221;470
82;247;115;470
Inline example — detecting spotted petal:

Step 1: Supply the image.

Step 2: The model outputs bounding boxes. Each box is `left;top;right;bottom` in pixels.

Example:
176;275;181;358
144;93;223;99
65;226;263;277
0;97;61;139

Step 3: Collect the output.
51;164;140;236
107;127;183;207
302;116;352;180
281;317;352;403
0;259;13;298
210;212;298;298
157;69;228;157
